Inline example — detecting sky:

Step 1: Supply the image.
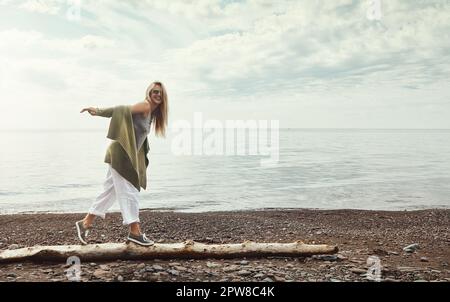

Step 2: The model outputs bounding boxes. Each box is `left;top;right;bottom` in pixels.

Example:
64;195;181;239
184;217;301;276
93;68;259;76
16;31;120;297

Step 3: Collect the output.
0;0;449;130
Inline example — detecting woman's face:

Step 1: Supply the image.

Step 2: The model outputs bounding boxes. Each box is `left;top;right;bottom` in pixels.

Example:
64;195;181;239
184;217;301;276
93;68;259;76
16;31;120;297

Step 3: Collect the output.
150;85;162;105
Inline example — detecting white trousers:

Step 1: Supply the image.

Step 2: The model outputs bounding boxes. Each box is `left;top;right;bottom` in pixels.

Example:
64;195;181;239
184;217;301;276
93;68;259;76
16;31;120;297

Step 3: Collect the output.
88;164;140;225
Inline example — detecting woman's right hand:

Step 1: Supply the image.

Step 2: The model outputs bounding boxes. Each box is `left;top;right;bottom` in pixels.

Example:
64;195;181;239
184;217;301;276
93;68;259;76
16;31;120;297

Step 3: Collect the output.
80;107;97;116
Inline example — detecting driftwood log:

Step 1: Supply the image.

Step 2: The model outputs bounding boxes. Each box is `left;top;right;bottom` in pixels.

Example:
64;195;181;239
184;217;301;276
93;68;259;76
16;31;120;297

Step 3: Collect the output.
0;240;338;263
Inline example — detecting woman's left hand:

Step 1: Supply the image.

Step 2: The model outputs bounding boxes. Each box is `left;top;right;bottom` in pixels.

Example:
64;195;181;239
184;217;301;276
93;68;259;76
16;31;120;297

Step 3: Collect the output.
80;107;98;116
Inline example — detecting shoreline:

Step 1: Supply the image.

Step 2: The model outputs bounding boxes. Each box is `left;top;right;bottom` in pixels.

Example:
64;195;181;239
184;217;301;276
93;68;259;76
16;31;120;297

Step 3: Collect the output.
0;208;449;282
2;205;449;216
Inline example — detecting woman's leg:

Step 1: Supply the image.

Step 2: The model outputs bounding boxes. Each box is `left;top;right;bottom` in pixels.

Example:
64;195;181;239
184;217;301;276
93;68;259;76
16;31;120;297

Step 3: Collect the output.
129;222;141;236
109;165;141;232
85;165;117;227
106;165;153;246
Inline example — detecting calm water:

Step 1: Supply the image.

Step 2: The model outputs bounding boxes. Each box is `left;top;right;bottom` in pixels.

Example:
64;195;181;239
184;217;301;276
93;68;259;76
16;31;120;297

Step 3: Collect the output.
1;129;449;214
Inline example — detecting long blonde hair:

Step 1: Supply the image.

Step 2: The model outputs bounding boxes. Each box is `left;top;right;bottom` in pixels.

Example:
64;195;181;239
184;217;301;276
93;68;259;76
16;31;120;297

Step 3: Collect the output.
145;81;168;137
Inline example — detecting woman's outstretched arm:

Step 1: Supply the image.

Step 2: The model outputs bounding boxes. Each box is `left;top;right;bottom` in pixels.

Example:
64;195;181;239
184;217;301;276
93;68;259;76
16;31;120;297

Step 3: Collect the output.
81;102;148;118
80;106;114;117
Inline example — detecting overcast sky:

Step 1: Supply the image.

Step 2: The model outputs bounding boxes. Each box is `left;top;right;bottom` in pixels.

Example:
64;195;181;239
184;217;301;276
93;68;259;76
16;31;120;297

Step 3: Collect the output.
0;0;449;130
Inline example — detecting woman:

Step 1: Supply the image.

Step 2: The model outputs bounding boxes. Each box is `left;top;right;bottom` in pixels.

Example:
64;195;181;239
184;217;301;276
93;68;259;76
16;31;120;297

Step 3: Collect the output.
77;81;168;246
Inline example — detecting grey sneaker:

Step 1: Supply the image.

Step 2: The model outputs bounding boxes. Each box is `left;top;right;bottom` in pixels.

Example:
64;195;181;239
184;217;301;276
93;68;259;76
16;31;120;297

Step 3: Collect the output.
127;233;154;246
75;220;90;245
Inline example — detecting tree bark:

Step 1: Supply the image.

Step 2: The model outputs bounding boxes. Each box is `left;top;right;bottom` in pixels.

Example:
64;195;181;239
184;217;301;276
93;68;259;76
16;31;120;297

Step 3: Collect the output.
0;240;338;263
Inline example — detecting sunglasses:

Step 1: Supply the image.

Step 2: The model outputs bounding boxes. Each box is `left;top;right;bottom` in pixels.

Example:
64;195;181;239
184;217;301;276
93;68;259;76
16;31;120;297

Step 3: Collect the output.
151;90;161;95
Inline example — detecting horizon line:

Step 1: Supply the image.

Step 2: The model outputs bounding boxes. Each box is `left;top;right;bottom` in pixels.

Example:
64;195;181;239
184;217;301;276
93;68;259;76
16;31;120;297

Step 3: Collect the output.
1;127;450;132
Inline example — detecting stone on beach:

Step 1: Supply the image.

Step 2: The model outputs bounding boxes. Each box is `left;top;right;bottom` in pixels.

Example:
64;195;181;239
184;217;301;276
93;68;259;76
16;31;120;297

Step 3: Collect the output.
403;243;419;253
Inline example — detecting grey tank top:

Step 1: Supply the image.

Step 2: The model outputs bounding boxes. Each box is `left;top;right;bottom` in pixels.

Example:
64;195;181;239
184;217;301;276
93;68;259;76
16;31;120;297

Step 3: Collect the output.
132;112;153;150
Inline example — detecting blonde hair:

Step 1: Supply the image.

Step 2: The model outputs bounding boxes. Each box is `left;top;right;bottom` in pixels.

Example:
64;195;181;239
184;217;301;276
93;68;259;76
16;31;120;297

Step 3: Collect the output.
146;81;168;137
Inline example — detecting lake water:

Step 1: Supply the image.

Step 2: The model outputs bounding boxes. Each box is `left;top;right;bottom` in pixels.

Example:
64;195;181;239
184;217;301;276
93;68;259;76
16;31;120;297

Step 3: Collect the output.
1;129;449;214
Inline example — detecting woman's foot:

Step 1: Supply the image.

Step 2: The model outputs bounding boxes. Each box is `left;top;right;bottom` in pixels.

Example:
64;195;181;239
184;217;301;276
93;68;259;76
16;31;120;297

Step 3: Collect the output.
127;232;154;246
75;220;91;245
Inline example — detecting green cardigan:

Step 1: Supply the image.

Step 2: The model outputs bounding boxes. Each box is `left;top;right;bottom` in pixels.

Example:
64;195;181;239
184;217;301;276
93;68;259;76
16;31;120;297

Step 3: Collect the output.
96;106;149;191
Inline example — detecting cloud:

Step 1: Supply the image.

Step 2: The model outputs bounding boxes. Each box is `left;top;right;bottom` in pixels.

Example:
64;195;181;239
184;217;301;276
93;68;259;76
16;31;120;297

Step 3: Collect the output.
0;0;449;129
19;0;61;14
157;1;450;99
0;28;133;111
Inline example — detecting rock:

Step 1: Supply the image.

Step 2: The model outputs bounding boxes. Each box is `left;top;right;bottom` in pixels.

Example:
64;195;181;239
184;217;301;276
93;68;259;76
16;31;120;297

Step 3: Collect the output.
388;251;399;256
350;268;367;274
403;243;419;253
318;255;338;261
414;280;428;282
349;259;365;264
117;275;124;282
420;257;429;262
89;263;97;267
330;279;342;282
206;262;221;268
236;270;252;276
99;265;110;271
7;273;17;278
8;244;19;250
273;276;286;282
397;267;420;272
253;273;266;279
137;263;145;270
93;269;111;279
240;260;249;265
262;277;274;282
152;265;164;271
208;272;220;278
168;269;179;276
372;248;388;256
174;266;188;271
223;265;240;273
